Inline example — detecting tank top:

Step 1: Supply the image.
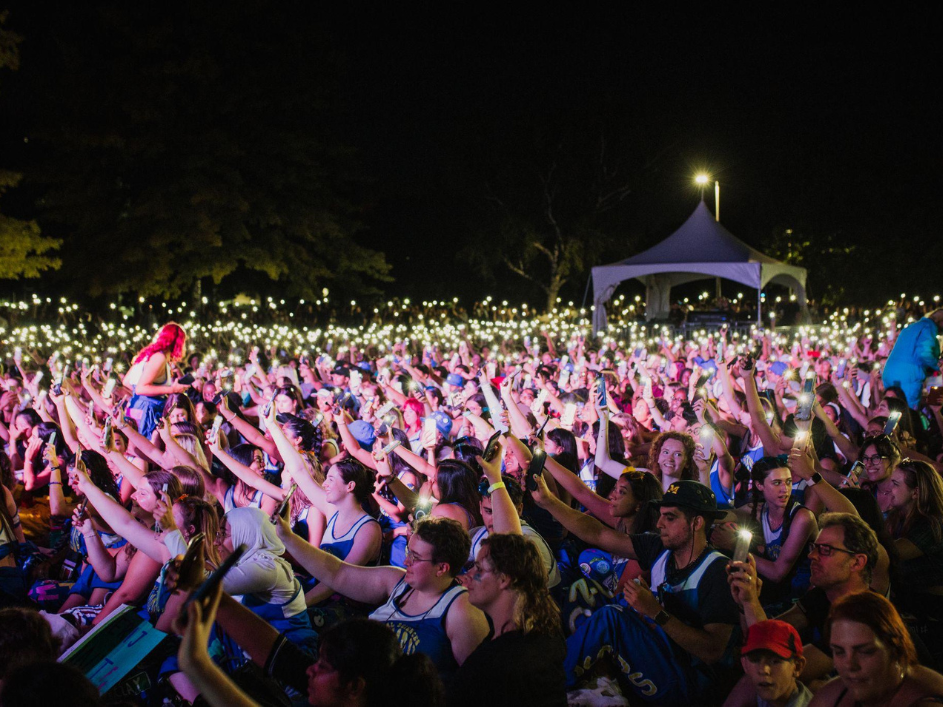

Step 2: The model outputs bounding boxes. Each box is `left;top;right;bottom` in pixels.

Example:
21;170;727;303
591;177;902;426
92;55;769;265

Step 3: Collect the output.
125;357;171;387
436;502;475;529
369;578;466;677
223;485;263;513
710;460;734;509
321;512;381;564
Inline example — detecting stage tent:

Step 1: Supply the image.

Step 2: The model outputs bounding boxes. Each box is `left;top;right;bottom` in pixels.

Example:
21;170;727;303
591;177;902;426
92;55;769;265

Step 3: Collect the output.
591;201;808;332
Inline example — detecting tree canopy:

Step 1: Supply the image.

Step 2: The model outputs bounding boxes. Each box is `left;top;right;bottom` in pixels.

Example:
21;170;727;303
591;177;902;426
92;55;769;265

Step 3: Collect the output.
14;4;389;301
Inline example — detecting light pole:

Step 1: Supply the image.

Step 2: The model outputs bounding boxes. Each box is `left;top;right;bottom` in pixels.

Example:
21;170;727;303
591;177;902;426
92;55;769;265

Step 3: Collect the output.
694;174;720;222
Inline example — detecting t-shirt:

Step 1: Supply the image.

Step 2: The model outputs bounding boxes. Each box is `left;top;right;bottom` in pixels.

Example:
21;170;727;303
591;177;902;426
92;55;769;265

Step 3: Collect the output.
448;630;567;707
757;681;813;707
899;515;943;591
630;532;740;630
796;586;834;654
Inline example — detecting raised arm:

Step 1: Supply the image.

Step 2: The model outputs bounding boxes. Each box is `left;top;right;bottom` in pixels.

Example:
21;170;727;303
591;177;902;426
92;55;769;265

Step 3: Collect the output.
595;411;630;480
274;514;402;605
266;408;330;516
530;473;636;558
477;442;521;536
544;455;613;525
75;468;169;564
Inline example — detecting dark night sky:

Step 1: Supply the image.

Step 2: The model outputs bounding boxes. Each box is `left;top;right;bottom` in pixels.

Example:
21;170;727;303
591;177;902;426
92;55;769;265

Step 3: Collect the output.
2;4;941;305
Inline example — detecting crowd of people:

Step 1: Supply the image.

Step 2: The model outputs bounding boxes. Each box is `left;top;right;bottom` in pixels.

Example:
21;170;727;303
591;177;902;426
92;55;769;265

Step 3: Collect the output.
1;305;943;706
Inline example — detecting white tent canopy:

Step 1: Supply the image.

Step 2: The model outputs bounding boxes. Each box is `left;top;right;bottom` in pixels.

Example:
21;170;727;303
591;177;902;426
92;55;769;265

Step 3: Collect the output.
591;201;808;332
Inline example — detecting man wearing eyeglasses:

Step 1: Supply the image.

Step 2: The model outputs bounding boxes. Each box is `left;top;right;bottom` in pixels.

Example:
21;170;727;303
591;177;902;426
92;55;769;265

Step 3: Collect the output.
727;512;877;697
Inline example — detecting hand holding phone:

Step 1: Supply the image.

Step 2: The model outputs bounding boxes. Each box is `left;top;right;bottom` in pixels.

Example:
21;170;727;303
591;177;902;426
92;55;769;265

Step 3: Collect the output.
185;544;246;608
271;484;298;524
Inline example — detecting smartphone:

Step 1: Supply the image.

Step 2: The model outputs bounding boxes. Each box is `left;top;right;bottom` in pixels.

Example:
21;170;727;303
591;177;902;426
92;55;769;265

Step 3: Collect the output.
379;439;402;456
185;544;247;607
597;376;607;407
102;418;114;450
525;449;547;492
796;375;816;421
210;415;224;441
836;358;847;379
929;386;943;407
845;461;865;485
699;425;715;447
733;528;753;564
271;484;298;524
884;411;902;435
423;417;437;437
176;533;206;590
534;415;551;441
482;431;502;462
102;374;118;399
561;402;577;427
34;370;44;386
48;431;58;448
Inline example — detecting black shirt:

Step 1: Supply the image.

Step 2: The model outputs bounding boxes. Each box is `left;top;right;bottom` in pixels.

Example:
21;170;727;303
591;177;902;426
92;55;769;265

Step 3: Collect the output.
448;629;567;707
630;532;740;630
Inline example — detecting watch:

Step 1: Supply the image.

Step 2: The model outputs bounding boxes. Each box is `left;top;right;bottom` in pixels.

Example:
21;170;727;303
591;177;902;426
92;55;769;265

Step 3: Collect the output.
653;610;671;626
807;472;823;486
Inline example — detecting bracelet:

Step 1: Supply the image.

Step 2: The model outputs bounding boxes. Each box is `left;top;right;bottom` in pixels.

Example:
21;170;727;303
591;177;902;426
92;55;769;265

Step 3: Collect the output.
49;481;62;485
487;481;506;494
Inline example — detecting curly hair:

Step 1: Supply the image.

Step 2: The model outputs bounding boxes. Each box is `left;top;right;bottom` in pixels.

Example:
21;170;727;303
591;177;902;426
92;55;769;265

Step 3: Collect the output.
481;534;561;637
647;431;697;482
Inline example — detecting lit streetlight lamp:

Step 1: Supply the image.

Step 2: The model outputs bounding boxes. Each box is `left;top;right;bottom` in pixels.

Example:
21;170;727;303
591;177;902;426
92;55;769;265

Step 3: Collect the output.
694;173;720;222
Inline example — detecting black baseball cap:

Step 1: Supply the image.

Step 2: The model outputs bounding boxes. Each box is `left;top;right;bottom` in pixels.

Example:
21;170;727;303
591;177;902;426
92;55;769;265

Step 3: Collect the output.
652;480;726;520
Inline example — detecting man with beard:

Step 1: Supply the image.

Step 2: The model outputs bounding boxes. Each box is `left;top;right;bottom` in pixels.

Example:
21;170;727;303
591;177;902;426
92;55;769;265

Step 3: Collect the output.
728;513;877;689
562;481;740;706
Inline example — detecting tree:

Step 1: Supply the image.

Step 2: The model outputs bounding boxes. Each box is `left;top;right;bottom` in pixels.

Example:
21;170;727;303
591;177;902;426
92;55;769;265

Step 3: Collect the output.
765;226;855;307
0;11;60;281
460;121;677;313
18;4;389;301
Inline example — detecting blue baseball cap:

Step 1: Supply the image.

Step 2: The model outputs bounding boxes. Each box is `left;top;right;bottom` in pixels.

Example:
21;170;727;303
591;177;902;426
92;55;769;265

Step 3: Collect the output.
348;421;376;450
425;410;453;436
446;373;464;388
768;361;788;377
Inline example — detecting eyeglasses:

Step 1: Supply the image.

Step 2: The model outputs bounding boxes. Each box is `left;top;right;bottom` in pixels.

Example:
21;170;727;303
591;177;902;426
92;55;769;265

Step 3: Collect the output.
403;547;437;566
861;454;887;465
807;542;858;558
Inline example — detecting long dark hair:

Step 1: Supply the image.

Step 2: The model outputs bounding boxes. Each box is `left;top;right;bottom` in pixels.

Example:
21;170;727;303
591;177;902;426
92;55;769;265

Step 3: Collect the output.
621;469;663;534
333;458;380;518
546;427;579;473
435;459;482;527
68;449;120;500
318;619;443;707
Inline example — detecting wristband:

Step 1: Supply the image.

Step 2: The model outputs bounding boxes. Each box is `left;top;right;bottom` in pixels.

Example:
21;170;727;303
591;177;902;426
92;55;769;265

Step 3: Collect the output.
49;481;62;485
487;481;506;494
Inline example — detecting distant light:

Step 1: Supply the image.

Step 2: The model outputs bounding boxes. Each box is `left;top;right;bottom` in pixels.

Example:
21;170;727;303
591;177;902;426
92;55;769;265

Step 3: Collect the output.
695;174;710;186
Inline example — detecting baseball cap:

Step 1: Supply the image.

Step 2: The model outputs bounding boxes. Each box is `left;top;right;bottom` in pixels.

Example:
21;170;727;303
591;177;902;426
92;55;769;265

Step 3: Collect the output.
742;620;803;659
652;480;726;519
316;388;335;400
347;421;376;450
768;361;788;377
425;410;453;436
446;373;464;388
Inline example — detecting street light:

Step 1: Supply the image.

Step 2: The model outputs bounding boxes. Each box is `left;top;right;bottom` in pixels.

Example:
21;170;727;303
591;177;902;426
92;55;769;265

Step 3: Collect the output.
695;174;710;186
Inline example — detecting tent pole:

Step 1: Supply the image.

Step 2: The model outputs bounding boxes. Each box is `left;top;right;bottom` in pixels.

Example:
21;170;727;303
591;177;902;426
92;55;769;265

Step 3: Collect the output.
580;275;592;329
757;288;762;326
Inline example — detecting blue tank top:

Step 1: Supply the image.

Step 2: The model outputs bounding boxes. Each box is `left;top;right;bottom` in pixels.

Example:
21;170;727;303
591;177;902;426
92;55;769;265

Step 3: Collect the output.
761;504;812;601
321;512;380;564
709;461;734;509
369;578;466;678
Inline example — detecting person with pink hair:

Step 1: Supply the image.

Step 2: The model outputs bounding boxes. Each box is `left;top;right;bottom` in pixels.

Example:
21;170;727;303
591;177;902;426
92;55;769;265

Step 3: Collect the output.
123;322;190;437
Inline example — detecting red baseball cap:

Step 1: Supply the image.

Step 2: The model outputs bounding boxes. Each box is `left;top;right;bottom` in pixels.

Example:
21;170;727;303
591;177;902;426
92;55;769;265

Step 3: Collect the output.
741;620;803;659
